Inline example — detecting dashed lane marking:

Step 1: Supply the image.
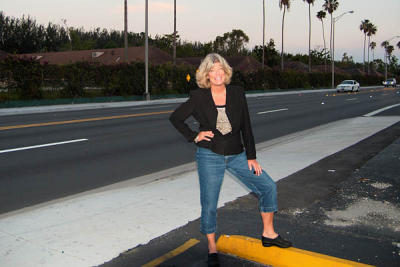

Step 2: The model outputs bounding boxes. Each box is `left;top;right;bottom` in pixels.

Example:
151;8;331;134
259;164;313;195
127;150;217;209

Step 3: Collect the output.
141;239;200;267
0;110;173;131
257;108;288;115
0;139;88;154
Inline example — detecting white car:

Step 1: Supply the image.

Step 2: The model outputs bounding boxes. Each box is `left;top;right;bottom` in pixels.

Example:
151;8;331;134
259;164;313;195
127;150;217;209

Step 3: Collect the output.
336;80;360;92
383;78;396;87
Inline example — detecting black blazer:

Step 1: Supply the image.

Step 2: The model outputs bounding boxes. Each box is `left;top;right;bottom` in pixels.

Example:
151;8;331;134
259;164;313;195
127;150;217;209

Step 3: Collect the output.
169;85;256;159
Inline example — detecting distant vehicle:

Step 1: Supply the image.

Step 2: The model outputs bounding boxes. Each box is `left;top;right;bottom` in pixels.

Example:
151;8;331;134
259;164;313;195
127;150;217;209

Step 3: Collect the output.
383;78;397;87
336;80;360;92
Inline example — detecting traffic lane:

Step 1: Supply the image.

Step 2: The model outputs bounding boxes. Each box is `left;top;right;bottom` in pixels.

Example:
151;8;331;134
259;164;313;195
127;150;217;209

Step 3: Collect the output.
0;115;190;214
248;87;400;143
1;89;398;213
0;103;176;127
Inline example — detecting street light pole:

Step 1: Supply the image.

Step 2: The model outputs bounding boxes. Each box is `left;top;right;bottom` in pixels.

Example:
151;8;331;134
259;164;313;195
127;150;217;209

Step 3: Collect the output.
124;0;128;62
145;0;150;100
332;11;354;89
262;0;265;69
173;0;176;66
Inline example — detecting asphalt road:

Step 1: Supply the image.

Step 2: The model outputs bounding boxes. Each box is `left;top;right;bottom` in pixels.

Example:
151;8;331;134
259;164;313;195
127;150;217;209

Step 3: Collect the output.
0;87;399;214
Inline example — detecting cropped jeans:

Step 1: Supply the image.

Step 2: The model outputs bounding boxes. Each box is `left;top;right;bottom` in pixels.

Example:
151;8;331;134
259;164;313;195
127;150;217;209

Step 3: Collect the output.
195;147;278;234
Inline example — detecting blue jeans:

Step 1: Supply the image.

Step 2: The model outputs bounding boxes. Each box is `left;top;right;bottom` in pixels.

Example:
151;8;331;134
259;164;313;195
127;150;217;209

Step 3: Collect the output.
195;147;278;234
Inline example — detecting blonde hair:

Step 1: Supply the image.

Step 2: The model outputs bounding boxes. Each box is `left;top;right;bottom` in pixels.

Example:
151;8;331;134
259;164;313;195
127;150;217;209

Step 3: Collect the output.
196;53;233;88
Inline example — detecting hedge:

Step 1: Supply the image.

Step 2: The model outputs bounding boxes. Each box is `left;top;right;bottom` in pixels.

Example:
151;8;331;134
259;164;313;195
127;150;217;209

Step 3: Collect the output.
0;56;386;103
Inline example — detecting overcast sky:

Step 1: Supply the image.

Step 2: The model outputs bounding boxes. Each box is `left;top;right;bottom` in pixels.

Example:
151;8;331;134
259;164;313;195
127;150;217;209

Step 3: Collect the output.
2;0;400;62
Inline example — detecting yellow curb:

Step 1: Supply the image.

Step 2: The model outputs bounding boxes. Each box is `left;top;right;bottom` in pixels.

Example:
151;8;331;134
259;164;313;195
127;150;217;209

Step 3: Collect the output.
216;235;374;267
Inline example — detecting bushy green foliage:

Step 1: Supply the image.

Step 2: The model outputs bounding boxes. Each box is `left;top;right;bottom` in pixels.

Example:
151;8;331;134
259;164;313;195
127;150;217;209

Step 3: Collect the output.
0;56;390;103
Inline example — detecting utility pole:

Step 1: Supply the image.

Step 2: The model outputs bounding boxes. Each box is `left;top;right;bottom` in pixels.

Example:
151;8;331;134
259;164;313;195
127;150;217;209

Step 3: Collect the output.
262;0;265;69
145;0;150;100
173;0;176;66
124;0;128;62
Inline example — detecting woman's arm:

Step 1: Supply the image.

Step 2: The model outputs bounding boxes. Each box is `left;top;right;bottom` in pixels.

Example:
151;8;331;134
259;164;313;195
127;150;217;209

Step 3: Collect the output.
169;91;198;142
240;88;257;160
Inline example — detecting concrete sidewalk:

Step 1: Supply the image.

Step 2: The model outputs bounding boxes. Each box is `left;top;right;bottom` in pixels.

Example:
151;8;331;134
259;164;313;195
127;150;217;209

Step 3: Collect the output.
0;111;399;266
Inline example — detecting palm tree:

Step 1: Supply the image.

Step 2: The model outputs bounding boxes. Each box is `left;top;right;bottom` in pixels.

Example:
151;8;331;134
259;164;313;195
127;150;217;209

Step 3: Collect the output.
359;19;370;72
386;45;394;60
370;41;376;70
381;41;389;80
279;0;291;71
316;10;327;72
366;22;377;74
323;0;339;88
303;0;315;72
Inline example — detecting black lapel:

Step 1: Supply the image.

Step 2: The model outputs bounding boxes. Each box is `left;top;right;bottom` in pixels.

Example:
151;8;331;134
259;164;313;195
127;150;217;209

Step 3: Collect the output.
204;89;217;127
225;85;233;123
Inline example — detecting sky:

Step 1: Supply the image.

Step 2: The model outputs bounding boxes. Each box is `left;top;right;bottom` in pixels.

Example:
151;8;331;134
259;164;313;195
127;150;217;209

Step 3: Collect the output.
2;0;400;63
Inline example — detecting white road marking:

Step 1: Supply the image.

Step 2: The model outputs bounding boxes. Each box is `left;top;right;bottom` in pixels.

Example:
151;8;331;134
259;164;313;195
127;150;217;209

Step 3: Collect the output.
0;139;88;154
345;98;358;101
257;108;288;115
363;103;400;117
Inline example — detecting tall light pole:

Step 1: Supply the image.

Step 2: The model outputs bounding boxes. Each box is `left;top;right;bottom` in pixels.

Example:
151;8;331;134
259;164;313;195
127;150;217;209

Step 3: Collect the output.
262;0;265;69
332;10;354;89
383;35;400;80
173;0;176;66
145;0;150;100
124;0;128;62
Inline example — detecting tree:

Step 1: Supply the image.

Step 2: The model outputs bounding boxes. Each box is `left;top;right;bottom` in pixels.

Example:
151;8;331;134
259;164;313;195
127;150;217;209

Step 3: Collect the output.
323;0;339;63
279;0;291;71
213;29;249;55
323;0;339;88
359;19;370;71
316;10;327;72
397;41;400;50
366;22;377;74
303;0;315;72
252;38;280;67
370;41;376;70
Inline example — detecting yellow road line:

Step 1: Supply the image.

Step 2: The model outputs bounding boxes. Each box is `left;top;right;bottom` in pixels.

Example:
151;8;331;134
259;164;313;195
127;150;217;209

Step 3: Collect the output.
0;110;173;131
217;235;374;267
141;238;200;267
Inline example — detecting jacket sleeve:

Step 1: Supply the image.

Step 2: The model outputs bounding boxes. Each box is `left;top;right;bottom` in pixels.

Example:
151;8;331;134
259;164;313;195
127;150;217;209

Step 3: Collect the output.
240;88;257;159
169;90;198;142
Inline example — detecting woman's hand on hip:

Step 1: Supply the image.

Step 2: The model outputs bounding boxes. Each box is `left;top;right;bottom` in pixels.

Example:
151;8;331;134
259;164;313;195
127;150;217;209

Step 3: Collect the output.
248;159;262;176
196;131;214;142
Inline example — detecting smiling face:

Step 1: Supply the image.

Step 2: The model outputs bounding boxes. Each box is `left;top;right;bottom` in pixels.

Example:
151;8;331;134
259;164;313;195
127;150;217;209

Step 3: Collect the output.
207;62;226;87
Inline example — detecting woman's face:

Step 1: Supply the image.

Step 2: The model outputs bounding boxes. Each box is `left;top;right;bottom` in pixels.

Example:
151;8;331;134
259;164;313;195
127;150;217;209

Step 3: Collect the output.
207;62;226;87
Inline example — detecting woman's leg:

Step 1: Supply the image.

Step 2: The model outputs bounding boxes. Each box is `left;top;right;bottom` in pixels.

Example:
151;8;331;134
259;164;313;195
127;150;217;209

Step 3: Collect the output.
226;152;278;232
226;152;292;247
196;148;226;253
260;212;278;239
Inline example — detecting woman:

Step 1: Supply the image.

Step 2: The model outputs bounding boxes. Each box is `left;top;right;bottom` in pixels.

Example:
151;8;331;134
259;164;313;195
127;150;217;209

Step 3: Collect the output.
170;53;291;266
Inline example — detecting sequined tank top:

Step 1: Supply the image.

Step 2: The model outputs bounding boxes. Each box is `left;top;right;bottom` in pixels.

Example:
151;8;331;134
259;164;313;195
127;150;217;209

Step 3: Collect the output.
215;105;232;135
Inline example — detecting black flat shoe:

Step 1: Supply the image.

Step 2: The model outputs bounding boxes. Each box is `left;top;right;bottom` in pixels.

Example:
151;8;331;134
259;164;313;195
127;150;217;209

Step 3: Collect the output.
261;234;292;248
207;253;219;267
